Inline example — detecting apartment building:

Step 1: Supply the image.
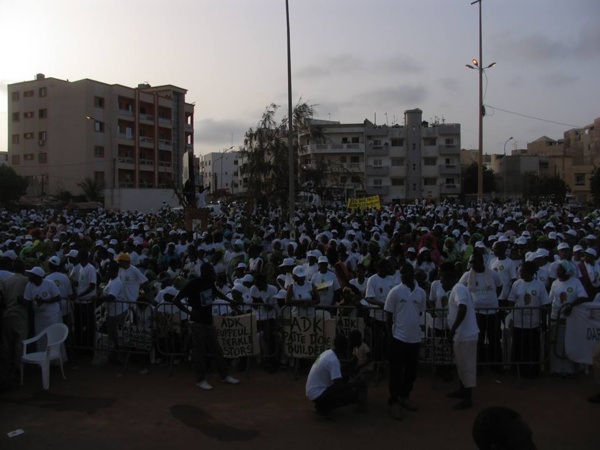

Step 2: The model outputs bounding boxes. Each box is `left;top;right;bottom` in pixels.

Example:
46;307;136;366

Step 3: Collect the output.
7;74;194;209
200;151;242;195
300;108;461;202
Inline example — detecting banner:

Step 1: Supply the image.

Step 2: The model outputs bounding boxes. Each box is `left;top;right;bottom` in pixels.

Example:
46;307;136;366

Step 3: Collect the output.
282;316;336;358
346;195;381;210
335;316;365;337
565;304;600;365
214;313;260;358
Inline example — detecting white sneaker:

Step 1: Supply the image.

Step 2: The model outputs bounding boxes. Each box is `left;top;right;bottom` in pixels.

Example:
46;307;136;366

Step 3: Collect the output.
221;375;240;385
196;380;213;390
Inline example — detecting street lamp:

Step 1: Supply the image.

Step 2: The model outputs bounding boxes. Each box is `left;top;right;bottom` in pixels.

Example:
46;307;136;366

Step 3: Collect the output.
86;115;115;207
286;0;295;238
503;136;513;200
465;0;495;204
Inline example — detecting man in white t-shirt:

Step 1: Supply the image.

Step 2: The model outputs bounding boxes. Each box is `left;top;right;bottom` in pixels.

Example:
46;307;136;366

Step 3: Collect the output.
384;262;426;420
305;335;366;420
447;262;479;410
116;252;148;308
71;250;97;352
311;256;341;307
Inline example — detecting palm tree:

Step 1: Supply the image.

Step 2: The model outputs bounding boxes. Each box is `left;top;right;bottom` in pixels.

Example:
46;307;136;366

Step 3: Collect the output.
78;177;104;202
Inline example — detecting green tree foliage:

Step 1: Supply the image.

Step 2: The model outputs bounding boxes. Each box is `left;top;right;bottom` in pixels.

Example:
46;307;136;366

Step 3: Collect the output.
239;100;323;212
522;173;568;205
0;165;29;207
461;162;495;194
77;177;104;202
589;167;600;206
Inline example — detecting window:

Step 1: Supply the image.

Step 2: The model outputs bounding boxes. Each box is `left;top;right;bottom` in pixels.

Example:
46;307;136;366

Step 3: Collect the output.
446;178;455;185
94;171;105;182
391;138;404;146
341;137;348;143
340;156;347;163
350;156;359;164
94;121;105;132
391;158;405;166
38;153;47;164
12;155;20;165
39;87;47;97
24;132;35;139
24;153;34;161
575;174;585;186
424;157;437;166
12;112;19;122
391;178;404;186
94;96;105;108
24;90;34;97
94;146;105;158
372;139;382;146
424;137;437;146
351;176;361;183
412;163;416;170
12;92;19;101
351;137;359;144
12;134;20;144
39;109;47;119
234;160;238;165
39;131;47;141
24;111;34;119
445;138;454;145
412;143;416;150
424;178;437;186
373;159;382;167
340;176;347;183
373;179;382;187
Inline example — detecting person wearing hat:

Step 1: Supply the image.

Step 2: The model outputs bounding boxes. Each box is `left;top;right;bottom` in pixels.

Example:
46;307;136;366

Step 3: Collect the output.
24;266;62;341
249;273;279;373
0;258;29;376
172;262;240;390
286;265;319;318
303;251;320;280
116;252;149;307
94;261;127;353
576;247;600;299
46;256;74;331
311;256;341;308
276;258;296;291
489;241;518;311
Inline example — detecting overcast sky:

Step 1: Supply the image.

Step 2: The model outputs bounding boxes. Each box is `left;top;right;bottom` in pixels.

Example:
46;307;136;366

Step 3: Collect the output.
1;0;598;157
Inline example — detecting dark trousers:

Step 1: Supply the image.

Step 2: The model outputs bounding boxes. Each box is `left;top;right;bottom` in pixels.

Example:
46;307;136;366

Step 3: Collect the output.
512;327;541;378
388;338;420;403
191;322;228;382
368;318;388;362
476;312;503;365
257;319;278;367
314;381;365;413
73;302;96;355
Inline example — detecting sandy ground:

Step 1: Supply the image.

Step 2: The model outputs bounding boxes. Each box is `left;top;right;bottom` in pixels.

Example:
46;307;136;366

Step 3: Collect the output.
1;360;597;450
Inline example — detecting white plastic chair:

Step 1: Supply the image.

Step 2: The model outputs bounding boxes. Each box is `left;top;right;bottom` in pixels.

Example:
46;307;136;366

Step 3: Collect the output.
21;323;69;390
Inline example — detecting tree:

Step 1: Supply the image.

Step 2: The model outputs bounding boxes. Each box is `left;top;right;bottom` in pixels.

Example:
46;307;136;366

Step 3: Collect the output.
461;162;495;194
0;165;28;208
522;173;568;205
589;166;600;206
239;100;324;213
77;177;104;202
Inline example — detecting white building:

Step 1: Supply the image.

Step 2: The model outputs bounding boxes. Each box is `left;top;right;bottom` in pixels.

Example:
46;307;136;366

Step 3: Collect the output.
200;151;242;195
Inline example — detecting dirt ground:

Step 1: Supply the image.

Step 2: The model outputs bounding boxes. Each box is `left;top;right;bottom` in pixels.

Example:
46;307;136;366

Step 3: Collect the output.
0;360;597;450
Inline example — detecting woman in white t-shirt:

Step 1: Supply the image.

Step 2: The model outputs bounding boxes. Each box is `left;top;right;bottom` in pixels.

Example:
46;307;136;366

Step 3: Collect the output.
285;265;318;318
507;261;550;379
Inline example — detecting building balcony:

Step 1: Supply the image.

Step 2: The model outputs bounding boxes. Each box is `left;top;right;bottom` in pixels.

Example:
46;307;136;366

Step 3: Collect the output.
139;136;154;147
158;161;173;171
365;185;389;196
440;183;461;195
118;181;134;188
438;144;460;155
438;164;460;175
139;113;154;123
366;166;389;176
185;144;193;151
158;139;172;150
117;157;135;166
117;133;134;143
158;117;172;127
139;159;155;170
302;143;364;154
118;109;134;119
365;127;389;137
366;144;389;156
185;123;194;133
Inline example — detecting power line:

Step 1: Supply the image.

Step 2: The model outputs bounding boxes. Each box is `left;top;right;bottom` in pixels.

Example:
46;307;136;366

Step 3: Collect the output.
485;105;584;129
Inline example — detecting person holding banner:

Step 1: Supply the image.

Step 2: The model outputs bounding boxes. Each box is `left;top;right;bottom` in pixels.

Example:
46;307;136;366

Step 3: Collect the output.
172;262;240;390
590;340;600;404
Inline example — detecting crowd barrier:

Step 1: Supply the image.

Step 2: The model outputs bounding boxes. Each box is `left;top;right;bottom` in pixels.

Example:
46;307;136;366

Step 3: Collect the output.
551;302;600;369
59;298;597;380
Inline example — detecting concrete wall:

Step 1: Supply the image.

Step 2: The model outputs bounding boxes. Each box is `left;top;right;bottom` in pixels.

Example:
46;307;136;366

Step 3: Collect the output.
109;188;180;213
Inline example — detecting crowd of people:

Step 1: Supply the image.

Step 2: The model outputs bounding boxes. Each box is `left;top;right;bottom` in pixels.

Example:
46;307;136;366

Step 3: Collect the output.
1;199;599;421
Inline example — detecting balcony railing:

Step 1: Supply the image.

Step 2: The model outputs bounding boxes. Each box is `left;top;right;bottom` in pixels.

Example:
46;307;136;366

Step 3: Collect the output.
158;161;172;169
118;109;134;117
438;164;460;175
440;183;460;194
139;159;154;167
303;143;364;154
366;144;389;156
158;117;172;126
365;185;389;195
366;166;389;176
139;113;154;122
438;144;460;155
117;157;134;165
139;136;154;145
118;181;134;188
117;133;134;141
158;139;172;150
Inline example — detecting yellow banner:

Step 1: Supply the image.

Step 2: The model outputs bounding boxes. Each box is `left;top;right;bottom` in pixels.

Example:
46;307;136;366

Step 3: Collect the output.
346;195;381;210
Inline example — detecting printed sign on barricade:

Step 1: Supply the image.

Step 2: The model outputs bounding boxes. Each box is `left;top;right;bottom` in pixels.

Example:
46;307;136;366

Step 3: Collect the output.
419;337;453;365
214;313;260;358
565;304;600;365
335;316;365;337
282;315;336;358
154;310;182;337
346;195;381;210
119;324;153;351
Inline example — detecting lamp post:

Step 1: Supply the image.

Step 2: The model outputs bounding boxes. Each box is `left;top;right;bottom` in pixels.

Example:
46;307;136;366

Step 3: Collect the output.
86;115;115;207
286;0;295;238
466;0;495;204
503;136;513;200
